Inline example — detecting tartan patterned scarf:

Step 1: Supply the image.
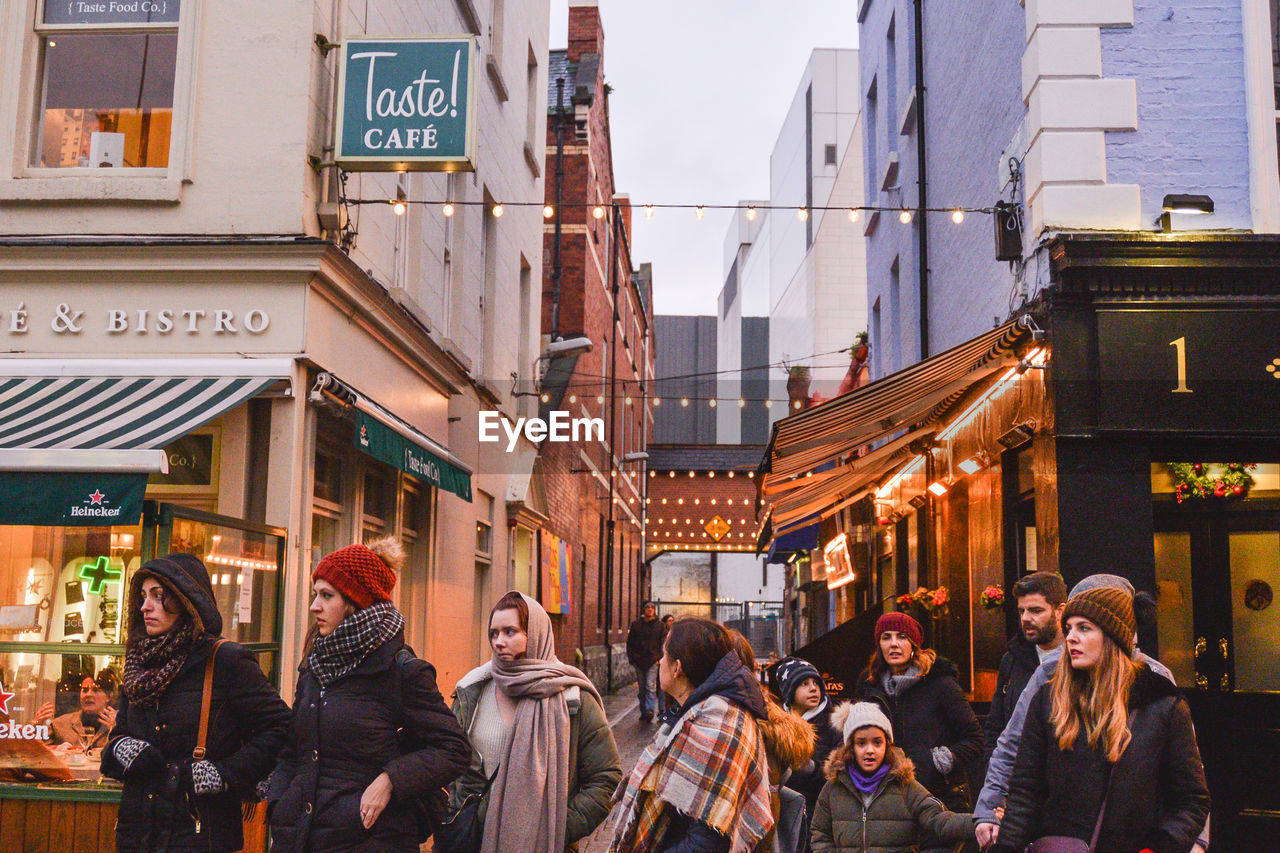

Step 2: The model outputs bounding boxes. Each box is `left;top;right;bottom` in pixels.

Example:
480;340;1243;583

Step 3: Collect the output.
307;601;404;688
610;694;773;853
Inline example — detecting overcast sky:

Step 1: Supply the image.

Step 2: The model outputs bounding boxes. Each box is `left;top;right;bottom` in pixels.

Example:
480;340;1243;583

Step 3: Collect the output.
549;1;859;316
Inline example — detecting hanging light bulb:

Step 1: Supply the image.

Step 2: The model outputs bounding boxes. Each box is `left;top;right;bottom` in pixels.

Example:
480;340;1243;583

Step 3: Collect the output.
442;202;455;217
568;394;577;404
899;209;913;224
797;207;808;222
951;209;965;224
746;206;756;221
543;204;554;219
492;203;504;218
764;399;773;409
652;397;661;406
625;396;633;406
644;204;654;219
680;398;689;407
596;394;604;404
695;206;705;220
539;393;550;403
392;200;407;216
738;398;746;407
593;205;606;219
848;208;860;222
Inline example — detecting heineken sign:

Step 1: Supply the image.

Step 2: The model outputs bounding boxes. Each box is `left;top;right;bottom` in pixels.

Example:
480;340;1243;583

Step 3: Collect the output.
355;412;472;501
335;37;477;172
0;472;148;526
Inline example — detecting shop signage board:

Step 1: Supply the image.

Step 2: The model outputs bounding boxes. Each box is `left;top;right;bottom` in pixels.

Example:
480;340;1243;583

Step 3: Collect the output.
0;471;147;526
335;36;477;172
1095;309;1280;433
41;0;179;26
540;531;572;615
355;411;472;501
822;533;855;591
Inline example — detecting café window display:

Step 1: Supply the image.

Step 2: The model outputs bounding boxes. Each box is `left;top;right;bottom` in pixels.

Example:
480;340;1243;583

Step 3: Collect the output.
0;502;282;788
33;0;182;168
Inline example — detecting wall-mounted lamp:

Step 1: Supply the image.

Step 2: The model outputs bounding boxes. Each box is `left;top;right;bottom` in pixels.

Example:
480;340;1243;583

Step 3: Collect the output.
957;451;991;475
1157;193;1214;232
926;481;949;497
543;336;594;359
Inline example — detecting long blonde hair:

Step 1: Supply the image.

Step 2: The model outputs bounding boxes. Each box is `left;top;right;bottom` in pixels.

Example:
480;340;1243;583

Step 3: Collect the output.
1048;633;1138;762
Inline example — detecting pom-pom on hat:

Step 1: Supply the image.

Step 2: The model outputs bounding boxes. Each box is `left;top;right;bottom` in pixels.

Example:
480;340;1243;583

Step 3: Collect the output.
312;537;404;609
1062;586;1136;656
874;611;923;649
831;701;894;743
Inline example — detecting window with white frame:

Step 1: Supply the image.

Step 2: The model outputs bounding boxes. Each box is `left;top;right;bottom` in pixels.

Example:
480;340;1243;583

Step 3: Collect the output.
32;1;182;169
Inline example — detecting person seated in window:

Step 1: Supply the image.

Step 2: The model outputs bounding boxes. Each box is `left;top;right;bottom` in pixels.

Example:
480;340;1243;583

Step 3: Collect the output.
35;669;119;751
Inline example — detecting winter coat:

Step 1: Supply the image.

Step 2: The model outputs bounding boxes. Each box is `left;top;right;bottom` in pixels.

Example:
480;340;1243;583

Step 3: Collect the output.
810;745;972;853
982;636;1042;762
449;666;622;851
268;634;471;853
627;615;666;670
854;656;982;808
787;699;845;816
996;664;1210;853
101;558;291;853
757;692;817;851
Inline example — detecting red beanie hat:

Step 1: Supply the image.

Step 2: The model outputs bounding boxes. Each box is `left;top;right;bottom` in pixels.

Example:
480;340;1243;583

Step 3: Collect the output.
312;539;402;609
874;611;923;649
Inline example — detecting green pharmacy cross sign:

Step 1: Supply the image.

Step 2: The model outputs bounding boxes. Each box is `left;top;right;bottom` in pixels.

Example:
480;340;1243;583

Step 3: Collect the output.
79;556;122;595
335;36;477;172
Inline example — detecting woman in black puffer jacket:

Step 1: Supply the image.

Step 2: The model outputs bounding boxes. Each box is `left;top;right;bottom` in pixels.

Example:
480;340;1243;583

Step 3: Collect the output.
268;538;471;852
102;553;291;852
855;612;982;853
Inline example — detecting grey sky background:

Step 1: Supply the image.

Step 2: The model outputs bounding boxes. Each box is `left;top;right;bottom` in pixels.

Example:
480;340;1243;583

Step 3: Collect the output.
549;1;858;316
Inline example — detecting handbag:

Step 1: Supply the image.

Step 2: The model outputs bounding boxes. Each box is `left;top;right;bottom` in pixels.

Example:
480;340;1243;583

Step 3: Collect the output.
432;765;499;853
1025;713;1134;853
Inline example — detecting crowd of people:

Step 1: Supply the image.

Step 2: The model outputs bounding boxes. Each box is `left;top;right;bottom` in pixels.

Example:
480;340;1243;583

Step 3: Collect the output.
80;543;1210;853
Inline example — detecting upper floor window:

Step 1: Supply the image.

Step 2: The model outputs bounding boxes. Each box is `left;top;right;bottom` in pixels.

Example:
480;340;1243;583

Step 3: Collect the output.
33;1;180;169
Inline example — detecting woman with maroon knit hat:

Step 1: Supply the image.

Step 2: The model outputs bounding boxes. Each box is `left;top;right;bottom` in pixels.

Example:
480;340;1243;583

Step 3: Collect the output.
268;538;471;852
855;611;982;853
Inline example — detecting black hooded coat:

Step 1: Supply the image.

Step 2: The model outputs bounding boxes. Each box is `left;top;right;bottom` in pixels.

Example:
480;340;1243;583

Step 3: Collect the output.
101;554;291;852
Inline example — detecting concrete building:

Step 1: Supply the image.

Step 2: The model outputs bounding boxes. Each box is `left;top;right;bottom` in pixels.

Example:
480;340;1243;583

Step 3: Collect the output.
716;204;772;445
538;0;653;690
0;3;550;816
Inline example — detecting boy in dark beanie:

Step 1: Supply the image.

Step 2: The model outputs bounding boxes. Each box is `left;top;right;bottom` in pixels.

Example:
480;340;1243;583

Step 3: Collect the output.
775;656;842;820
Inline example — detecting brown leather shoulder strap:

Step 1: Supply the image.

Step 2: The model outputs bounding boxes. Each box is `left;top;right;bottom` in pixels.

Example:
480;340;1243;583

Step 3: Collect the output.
193;638;229;760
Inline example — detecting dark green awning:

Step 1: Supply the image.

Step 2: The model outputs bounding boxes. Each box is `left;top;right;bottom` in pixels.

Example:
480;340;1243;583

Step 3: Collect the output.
355;411;472;502
0;471;148;526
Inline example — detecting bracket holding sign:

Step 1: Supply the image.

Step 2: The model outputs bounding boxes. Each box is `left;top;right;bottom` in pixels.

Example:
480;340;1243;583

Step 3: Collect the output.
335;36;478;172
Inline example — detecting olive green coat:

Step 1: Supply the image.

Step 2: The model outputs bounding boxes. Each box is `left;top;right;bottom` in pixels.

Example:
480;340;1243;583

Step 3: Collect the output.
811;745;972;853
448;666;622;852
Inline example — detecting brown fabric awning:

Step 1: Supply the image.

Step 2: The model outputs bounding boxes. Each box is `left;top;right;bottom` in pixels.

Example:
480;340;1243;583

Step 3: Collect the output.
758;319;1028;542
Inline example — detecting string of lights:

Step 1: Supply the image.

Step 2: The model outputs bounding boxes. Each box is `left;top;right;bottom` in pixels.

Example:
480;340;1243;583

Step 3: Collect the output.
544;391;819;410
353;198;990;224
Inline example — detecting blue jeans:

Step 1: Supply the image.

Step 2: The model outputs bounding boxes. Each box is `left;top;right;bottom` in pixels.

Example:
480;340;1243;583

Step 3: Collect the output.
636;664;659;715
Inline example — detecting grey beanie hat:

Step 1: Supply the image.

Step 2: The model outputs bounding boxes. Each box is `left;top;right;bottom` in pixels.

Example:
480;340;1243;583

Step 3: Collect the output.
1069;573;1134;598
841;701;894;744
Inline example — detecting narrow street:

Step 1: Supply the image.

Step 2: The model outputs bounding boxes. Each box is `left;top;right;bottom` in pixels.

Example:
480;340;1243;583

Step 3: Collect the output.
579;689;653;853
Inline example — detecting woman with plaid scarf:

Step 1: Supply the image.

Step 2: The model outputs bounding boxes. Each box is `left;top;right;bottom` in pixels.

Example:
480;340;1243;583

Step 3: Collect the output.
610;618;774;853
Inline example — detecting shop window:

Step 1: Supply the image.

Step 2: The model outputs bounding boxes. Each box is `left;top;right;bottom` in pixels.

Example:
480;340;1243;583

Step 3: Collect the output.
475;492;493;559
314;446;345;505
361;468;395;539
33;2;181;169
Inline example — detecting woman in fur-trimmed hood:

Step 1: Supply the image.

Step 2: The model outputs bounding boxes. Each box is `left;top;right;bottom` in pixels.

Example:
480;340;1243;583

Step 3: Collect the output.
810;702;971;853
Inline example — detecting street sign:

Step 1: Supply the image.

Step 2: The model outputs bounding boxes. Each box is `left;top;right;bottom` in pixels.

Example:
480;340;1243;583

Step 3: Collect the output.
335;36;477;172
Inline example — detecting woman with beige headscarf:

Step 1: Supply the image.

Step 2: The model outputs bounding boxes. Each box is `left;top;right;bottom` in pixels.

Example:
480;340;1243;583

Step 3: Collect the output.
448;591;622;852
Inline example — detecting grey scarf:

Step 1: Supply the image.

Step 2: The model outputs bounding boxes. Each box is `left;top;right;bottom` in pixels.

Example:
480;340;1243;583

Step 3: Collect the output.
307;601;404;688
481;592;599;853
882;663;922;697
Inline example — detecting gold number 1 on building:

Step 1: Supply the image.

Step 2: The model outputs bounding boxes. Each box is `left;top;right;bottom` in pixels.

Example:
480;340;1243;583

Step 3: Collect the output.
1170;336;1193;393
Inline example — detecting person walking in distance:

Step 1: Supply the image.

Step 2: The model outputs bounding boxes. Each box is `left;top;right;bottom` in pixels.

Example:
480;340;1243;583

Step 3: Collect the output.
268;538;471;852
102;554;291;852
449;591;622;852
982;572;1067;765
626;601;665;723
993;587;1210;852
856;611;982;853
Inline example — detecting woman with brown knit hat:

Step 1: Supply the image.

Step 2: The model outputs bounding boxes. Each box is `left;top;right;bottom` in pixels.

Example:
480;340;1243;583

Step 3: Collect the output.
268;538;472;852
102;553;291;852
994;586;1210;853
855;611;982;853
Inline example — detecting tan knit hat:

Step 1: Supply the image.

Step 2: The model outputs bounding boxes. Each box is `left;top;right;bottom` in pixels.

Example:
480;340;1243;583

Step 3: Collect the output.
1062;586;1136;656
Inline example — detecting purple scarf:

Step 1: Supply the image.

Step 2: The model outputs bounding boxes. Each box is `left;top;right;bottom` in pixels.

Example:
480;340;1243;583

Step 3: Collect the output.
848;762;891;794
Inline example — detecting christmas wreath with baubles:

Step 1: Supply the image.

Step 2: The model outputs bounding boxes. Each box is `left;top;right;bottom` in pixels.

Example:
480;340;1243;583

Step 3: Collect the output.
1168;463;1257;503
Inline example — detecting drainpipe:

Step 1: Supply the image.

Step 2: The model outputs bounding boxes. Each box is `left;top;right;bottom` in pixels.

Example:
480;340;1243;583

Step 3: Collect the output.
913;0;930;358
551;78;566;340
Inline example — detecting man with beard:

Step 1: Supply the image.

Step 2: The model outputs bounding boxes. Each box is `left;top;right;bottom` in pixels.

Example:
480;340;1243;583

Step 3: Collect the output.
981;571;1065;763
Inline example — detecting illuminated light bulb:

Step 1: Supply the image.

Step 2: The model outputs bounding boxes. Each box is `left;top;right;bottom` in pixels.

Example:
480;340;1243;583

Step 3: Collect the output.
951;209;965;224
708;398;717;408
392;200;407;216
677;498;684;504
652;397;661;406
568;394;577;404
593;205;606;219
957;456;983;475
764;399;773;409
661;497;668;503
927;481;949;497
492;203;504;217
793;400;802;409
442;202;455;217
543;204;554;219
747;471;755;478
680;398;689;407
668;471;675;478
688;471;695;478
708;471;715;478
848;208;860;222
738;398;746;407
899;209;913;224
695;206;705;220
596;395;605;404
649;470;656;478
727;471;735;478
746;206;757;221
539;393;550;403
625;396;633;406
797;207;808;222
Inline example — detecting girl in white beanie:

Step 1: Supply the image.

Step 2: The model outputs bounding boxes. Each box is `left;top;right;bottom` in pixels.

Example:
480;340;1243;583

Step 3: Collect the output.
811;701;972;852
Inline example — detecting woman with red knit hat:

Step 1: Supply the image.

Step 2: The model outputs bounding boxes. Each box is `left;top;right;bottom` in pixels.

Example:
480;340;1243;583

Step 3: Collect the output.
268;538;472;852
855;611;982;853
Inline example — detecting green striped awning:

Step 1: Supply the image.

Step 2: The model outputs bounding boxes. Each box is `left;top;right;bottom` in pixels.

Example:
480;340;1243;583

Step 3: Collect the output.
0;375;279;450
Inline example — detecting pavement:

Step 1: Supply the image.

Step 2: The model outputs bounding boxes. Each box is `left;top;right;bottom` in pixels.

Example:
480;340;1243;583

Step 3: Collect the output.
578;686;661;853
